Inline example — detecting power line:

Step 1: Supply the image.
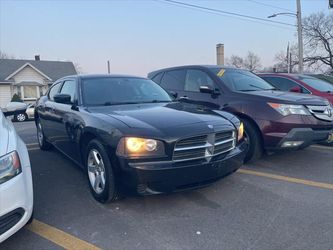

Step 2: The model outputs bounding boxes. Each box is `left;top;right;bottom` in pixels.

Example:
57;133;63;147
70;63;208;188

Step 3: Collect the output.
247;0;294;12
158;0;296;28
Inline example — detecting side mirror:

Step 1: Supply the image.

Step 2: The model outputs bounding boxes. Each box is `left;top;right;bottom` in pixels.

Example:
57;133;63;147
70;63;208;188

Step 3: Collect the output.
54;93;72;104
199;85;220;95
289;86;302;93
168;91;178;99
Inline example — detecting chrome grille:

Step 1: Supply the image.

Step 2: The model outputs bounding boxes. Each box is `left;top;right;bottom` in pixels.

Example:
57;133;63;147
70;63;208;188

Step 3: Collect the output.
306;105;333;122
173;130;236;162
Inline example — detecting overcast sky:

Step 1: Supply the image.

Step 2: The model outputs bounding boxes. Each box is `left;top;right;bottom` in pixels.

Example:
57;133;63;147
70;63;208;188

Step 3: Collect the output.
0;0;331;76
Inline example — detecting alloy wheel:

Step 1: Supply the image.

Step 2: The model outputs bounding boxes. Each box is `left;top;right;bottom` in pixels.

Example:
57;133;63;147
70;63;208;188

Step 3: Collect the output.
87;149;106;194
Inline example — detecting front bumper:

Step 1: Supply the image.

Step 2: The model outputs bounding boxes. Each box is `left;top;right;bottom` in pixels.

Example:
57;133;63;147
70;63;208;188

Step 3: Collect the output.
118;142;247;194
0;157;33;243
277;128;333;149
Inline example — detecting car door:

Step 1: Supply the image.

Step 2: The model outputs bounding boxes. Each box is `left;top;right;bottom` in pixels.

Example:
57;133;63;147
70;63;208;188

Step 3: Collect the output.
52;79;82;162
181;69;223;108
40;81;63;141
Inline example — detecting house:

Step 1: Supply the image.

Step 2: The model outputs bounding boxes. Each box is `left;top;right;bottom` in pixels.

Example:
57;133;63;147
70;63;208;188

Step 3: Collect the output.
0;57;77;107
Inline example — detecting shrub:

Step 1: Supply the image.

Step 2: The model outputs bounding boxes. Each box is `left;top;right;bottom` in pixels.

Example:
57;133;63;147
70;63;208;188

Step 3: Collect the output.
11;93;23;102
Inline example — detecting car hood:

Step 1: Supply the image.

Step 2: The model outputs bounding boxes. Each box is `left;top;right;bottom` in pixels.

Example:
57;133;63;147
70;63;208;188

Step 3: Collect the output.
0;112;10;156
243;90;329;105
87;102;234;130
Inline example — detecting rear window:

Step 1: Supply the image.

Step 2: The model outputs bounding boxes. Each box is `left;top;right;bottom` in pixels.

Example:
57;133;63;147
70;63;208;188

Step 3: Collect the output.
160;70;186;91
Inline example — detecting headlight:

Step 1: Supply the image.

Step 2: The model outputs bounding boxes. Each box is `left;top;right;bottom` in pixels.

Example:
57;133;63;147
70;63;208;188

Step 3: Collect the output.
116;137;165;158
238;122;244;141
0;151;22;184
268;103;310;116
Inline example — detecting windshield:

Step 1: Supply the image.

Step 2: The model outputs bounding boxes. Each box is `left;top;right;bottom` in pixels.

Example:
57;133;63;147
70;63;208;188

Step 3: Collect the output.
297;76;333;93
82;77;172;106
210;68;275;92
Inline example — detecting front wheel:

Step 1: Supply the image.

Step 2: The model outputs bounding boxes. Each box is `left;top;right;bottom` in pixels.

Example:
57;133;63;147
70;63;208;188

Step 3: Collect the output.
36;119;52;150
85;139;120;203
242;119;263;163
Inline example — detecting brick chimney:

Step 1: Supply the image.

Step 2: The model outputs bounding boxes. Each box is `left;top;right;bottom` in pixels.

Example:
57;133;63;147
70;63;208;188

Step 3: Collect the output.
216;44;224;65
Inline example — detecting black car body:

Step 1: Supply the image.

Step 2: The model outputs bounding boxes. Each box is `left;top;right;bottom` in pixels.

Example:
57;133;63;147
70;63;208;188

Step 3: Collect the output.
35;75;247;203
148;66;333;162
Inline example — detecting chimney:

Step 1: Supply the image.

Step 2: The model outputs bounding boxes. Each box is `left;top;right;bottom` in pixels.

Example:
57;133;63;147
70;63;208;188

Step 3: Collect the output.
216;44;224;65
35;55;40;61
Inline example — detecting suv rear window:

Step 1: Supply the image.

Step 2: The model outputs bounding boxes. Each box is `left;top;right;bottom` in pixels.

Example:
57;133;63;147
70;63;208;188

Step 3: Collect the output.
160;70;186;91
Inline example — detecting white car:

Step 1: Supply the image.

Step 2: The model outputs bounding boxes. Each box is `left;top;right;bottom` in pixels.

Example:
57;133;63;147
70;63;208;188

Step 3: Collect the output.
0;109;34;243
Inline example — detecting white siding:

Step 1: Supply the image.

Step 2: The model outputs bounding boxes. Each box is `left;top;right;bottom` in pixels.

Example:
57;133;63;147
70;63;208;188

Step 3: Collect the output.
0;85;11;108
13;65;45;84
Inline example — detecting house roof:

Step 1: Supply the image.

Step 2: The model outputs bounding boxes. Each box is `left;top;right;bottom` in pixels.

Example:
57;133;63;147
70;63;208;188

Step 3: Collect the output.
0;59;77;82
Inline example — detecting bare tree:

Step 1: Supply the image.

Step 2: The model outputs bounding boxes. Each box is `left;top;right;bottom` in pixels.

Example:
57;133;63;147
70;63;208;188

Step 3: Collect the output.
73;62;83;74
226;55;244;68
243;51;262;72
302;12;333;71
274;44;299;73
0;50;9;59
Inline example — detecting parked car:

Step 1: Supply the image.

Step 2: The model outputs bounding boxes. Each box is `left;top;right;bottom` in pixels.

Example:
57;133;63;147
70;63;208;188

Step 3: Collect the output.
13;103;35;122
0;109;34;243
2;102;35;122
259;73;333;105
148;66;333;162
35;75;247;203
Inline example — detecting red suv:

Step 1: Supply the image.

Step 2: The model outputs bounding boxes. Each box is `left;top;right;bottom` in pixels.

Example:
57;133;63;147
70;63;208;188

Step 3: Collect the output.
259;73;333;105
148;66;333;162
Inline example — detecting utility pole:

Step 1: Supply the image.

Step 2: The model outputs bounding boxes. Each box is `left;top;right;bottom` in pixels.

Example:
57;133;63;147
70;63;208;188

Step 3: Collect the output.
107;60;110;74
268;0;304;73
297;0;303;73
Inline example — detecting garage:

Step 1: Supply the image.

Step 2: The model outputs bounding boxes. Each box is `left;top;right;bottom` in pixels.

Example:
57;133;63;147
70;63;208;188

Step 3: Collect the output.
0;85;11;108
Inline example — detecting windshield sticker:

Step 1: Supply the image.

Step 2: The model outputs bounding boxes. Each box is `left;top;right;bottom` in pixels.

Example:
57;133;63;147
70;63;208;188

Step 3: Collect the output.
217;69;225;77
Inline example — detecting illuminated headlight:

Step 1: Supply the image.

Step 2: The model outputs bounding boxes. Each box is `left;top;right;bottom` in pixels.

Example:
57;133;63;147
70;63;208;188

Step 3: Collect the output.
116;137;165;158
268;103;310;116
237;122;244;141
0;151;22;184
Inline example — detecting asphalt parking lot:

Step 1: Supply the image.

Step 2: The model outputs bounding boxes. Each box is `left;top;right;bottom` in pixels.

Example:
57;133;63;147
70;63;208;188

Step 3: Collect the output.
2;120;333;250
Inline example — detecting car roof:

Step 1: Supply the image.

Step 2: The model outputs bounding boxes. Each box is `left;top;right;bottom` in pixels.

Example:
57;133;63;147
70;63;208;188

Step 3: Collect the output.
57;74;147;81
148;65;240;77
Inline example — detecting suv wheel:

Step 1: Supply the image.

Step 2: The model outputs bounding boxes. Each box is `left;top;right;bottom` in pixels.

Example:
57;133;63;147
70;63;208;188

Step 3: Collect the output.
37;119;52;150
242;119;263;163
85;139;120;203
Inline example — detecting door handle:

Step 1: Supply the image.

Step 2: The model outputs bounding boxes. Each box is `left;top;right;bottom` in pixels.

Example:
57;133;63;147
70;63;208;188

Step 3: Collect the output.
179;96;189;100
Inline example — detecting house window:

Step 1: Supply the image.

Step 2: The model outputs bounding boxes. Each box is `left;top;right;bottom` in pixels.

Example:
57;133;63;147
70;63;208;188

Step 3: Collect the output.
22;86;38;99
16;86;22;98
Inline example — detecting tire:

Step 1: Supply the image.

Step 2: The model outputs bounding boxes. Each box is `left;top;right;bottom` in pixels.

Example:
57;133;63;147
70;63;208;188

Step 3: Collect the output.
15;113;28;122
85;139;120;203
36;119;52;150
241;118;263;163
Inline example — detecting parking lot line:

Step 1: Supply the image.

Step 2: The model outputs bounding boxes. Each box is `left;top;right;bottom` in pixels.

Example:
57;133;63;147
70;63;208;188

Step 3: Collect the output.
26;220;102;250
238;169;333;190
311;145;333;150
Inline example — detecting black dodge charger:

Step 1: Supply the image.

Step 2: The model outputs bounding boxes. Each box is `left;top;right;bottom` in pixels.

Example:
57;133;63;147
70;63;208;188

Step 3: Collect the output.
35;75;247;203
